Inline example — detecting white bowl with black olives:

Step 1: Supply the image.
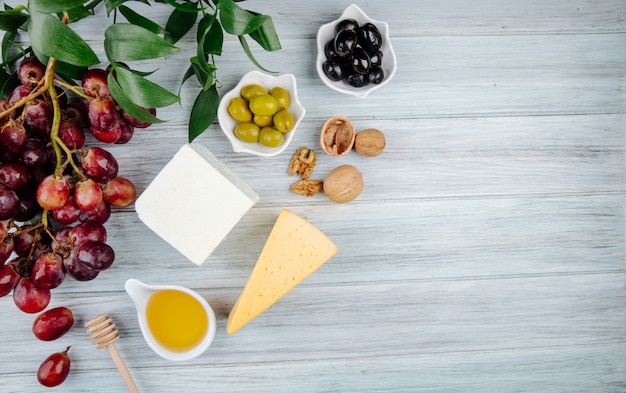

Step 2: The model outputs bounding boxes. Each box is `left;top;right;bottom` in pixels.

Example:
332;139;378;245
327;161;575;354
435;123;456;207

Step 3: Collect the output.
316;3;397;98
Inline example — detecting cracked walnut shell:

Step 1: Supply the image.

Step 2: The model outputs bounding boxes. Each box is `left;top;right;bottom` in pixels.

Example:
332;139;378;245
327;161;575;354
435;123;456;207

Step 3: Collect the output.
320;116;355;156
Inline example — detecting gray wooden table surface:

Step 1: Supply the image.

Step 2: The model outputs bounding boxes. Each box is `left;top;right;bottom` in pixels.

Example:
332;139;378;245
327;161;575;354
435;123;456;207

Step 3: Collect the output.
0;1;624;392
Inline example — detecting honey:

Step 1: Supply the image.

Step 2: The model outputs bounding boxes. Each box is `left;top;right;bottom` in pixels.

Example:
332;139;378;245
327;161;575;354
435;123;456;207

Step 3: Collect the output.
146;289;208;352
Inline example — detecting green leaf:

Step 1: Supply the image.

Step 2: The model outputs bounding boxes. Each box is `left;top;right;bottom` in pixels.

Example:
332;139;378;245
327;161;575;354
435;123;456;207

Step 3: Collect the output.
113;65;180;108
189;56;215;90
165;7;197;44
118;5;165;35
189;84;218;142
198;14;223;56
238;35;275;73
108;73;165;124
0;12;28;31
248;13;281;51
0;68;19;99
31;48;88;80
104;23;180;61
105;0;150;15
1;29;16;63
28;11;99;67
29;0;89;14
219;0;268;35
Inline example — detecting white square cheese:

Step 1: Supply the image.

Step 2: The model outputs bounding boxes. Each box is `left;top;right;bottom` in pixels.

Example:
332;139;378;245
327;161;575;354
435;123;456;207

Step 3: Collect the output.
135;143;259;265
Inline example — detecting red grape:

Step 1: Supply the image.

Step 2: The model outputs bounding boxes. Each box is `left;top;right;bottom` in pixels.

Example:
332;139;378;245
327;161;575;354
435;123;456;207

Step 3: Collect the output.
32;252;65;289
91;125;122;143
0;123;27;155
81;68;110;98
36;174;70;211
19;138;49;168
114;118;135;144
23;99;52;138
0;184;19;220
7;84;32;106
80;147;118;182
79;200;111;224
68;221;107;246
74;178;103;211
37;347;71;388
88;96;119;132
64;251;99;281
17;56;46;88
76;241;114;271
58;118;85;149
13;277;51;313
32;307;74;341
51;195;81;225
102;176;136;208
0;265;20;297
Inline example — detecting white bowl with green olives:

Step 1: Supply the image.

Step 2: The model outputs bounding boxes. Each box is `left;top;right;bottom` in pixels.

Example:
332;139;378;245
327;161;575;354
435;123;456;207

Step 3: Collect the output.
217;70;306;157
316;4;397;98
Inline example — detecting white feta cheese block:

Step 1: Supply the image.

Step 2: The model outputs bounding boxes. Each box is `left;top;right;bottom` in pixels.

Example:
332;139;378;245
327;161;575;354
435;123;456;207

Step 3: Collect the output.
135;143;260;265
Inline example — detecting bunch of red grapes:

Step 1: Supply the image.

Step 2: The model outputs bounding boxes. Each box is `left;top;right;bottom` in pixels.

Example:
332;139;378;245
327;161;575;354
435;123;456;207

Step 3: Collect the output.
0;56;152;387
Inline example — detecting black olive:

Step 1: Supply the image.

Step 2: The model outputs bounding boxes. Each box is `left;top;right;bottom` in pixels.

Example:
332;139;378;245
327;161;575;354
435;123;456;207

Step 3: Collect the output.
334;29;357;57
325;39;337;59
367;66;385;85
345;70;369;87
336;18;359;34
323;57;347;81
349;47;371;74
369;50;383;68
356;22;383;52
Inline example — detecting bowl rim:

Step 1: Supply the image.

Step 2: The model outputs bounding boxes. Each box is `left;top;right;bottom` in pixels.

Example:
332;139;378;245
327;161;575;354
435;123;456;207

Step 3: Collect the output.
316;3;397;98
217;70;306;157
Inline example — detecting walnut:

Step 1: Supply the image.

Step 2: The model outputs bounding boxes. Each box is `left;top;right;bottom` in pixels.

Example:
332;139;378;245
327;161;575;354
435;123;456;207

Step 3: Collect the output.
354;128;386;157
320;116;355;156
323;164;364;203
290;179;323;197
288;146;317;179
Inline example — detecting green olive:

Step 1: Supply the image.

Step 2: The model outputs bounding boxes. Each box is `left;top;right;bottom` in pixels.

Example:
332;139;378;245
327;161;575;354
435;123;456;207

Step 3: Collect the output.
240;84;268;101
227;97;252;122
269;87;290;109
273;109;294;133
259;127;285;147
249;94;278;116
233;122;260;143
253;114;273;127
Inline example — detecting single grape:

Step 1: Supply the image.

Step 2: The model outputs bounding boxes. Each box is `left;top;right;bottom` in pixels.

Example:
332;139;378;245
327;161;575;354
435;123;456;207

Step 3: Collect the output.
13;229;39;256
0;123;27;156
58;119;86;149
102;176;136;208
82;68;110;98
114;118;135;144
51;195;81;225
64;101;88;128
13;277;51;313
0;184;19;220
32;307;74;341
37;347;71;388
14;195;41;222
24;99;53;138
36;174;70;211
68;221;107;246
7;84;32;106
91;125;122;144
0;265;20;297
88;97;120;132
76;241;114;271
74;178;103;211
0;163;29;191
78;200;111;224
19;138;49;168
32;252;65;289
80;147;118;182
17;56;46;88
63;251;99;281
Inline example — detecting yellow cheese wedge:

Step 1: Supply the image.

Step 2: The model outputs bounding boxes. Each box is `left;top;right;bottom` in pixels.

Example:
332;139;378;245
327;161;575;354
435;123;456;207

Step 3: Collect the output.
227;209;339;334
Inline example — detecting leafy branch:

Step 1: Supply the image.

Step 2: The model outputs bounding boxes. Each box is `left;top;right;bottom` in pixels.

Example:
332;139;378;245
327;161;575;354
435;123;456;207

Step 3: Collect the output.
0;0;281;141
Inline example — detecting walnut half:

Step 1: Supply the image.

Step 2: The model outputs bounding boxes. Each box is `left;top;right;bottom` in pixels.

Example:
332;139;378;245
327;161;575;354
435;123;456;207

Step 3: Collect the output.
290;179;323;197
320;116;355;156
288;146;317;179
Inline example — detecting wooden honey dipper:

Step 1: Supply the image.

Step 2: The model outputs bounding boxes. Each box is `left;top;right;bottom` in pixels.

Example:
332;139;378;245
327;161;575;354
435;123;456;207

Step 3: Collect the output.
85;313;140;393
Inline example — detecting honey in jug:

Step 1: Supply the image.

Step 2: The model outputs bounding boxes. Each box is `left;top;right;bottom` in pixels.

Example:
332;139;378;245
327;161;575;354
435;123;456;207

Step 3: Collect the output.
146;289;209;352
